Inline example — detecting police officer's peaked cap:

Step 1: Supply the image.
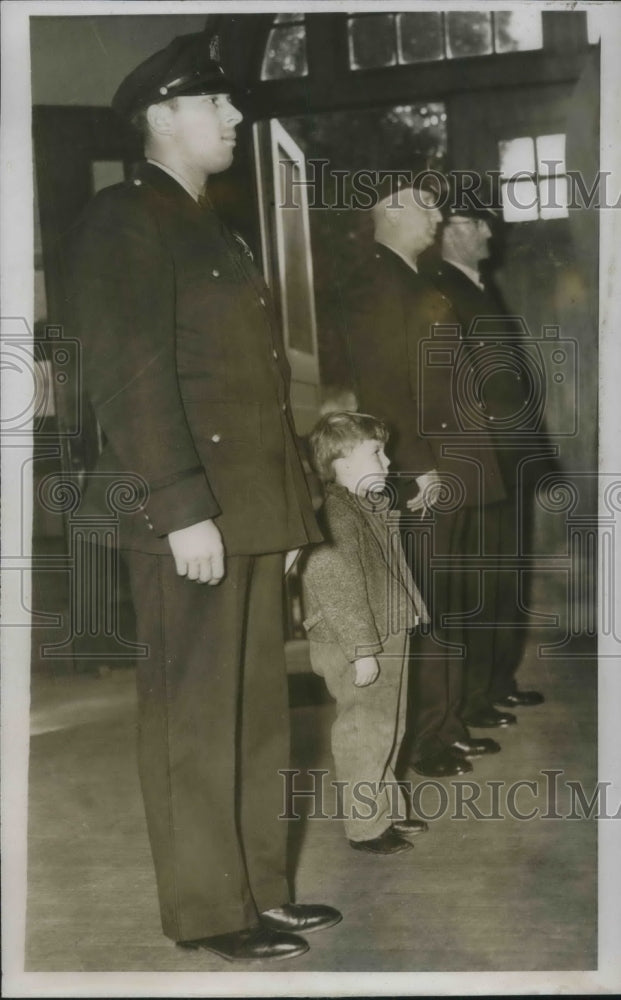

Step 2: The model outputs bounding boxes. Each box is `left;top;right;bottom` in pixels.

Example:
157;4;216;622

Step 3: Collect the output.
437;172;499;223
446;203;499;225
112;33;236;120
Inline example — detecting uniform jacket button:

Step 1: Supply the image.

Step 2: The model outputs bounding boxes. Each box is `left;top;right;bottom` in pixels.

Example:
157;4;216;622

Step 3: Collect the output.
147;523;154;531
272;349;279;360
212;268;220;277
260;296;266;306
281;403;287;412
133;179;142;186
441;421;448;429
211;433;221;443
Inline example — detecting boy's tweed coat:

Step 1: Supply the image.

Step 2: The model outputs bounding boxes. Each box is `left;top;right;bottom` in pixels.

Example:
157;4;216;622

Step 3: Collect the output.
302;483;428;662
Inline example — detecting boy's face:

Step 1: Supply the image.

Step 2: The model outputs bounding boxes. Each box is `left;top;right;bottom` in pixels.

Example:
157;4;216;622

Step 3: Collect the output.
333;437;390;496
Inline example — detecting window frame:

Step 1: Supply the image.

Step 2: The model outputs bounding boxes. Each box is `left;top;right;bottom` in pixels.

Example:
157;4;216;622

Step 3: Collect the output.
260;15;309;81
245;11;594;124
346;10;547;73
499;132;569;223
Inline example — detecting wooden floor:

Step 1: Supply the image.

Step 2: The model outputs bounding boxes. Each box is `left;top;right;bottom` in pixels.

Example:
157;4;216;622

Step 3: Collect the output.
26;634;597;973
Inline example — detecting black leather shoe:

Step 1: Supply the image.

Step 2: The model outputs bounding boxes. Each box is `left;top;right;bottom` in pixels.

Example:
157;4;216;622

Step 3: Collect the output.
177;927;309;962
450;737;501;758
495;690;544;707
411;748;474;777
463;707;517;728
349;827;413;855
260;903;342;934
391;818;429;838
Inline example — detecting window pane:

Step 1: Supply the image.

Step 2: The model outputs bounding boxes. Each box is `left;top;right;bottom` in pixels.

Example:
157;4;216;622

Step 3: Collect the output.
494;10;543;53
348;14;397;71
502;179;539;222
397;12;444;63
536;134;566;176
499;137;536;178
278;158;315;354
274;13;304;24
539;177;569;220
261;25;308;80
446;12;492;59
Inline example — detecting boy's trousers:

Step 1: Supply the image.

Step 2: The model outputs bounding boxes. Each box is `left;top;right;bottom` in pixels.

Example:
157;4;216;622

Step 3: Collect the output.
309;632;409;842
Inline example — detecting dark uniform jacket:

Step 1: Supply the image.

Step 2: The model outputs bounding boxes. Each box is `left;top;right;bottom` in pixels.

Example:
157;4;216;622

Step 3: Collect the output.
424;258;554;491
344;244;505;508
302;484;428;662
65;162;321;555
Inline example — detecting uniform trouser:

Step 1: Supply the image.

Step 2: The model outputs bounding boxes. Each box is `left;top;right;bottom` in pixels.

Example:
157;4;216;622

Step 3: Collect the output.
309;633;409;842
462;498;530;713
399;506;472;761
124;550;290;942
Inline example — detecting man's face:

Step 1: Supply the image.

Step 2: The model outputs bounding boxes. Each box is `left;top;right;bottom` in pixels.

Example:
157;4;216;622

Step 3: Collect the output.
397;188;443;258
442;215;492;268
167;93;243;175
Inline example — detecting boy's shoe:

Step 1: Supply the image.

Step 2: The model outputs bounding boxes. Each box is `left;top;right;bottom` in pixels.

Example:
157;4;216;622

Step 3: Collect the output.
349;828;413;855
391;818;429;838
260;903;342;934
177;927;309;961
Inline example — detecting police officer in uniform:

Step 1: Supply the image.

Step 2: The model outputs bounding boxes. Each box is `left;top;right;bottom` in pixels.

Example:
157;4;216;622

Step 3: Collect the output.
423;203;547;717
65;33;340;962
344;183;508;779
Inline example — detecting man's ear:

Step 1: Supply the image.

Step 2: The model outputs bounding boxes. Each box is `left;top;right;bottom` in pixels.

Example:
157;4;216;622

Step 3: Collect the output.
440;222;452;244
383;204;400;228
146;102;175;137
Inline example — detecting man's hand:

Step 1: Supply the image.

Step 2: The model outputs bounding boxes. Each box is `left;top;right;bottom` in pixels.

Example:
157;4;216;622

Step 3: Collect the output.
406;469;442;517
353;655;380;687
167;519;225;585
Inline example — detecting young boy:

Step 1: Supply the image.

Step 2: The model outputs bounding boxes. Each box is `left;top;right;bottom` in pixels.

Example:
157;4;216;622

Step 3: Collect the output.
302;412;429;855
